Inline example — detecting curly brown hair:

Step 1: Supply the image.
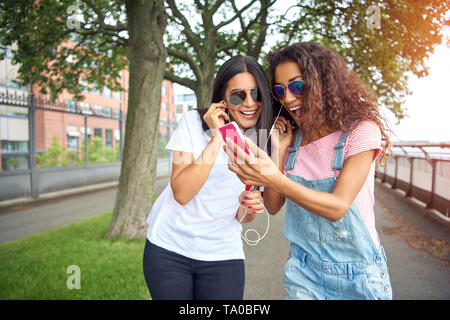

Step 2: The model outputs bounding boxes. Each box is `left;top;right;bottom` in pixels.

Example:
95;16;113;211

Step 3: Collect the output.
266;42;391;164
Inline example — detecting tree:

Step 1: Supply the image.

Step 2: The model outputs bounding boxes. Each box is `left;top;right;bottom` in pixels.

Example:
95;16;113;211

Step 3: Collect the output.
0;0;167;239
276;0;450;121
164;0;277;107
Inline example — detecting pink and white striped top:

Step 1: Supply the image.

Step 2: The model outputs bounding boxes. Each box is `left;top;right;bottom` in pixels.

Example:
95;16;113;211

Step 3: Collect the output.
283;120;382;248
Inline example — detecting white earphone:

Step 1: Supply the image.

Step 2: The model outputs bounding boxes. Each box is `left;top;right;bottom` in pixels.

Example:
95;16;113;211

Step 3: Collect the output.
238;104;284;246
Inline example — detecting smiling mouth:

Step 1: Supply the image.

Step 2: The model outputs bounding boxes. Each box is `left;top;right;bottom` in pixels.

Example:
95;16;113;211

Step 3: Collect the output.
239;110;258;118
286;105;305;124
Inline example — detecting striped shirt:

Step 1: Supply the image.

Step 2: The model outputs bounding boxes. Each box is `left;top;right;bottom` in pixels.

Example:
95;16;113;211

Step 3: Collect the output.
283;120;382;248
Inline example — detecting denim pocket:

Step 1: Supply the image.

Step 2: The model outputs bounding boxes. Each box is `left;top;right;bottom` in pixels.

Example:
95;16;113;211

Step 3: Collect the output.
362;264;393;300
320;212;355;241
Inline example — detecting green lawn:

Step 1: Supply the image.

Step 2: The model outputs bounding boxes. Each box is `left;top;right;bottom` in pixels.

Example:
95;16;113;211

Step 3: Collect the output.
0;211;151;300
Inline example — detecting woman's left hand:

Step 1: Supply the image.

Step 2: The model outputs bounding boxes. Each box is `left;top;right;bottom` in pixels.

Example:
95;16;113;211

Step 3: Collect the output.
239;190;264;215
224;136;282;188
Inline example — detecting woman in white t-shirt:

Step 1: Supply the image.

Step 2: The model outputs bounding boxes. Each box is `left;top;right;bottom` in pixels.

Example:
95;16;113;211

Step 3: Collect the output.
143;55;274;300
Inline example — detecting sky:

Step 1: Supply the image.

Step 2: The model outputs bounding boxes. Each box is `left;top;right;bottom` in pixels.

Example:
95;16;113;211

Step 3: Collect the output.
383;44;450;143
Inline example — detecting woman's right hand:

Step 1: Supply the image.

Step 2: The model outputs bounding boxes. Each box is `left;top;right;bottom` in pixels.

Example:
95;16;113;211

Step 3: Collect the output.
203;101;229;132
271;116;293;152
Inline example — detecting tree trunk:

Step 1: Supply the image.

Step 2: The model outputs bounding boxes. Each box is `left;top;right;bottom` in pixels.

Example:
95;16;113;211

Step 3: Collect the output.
106;0;167;239
194;62;216;109
194;78;213;110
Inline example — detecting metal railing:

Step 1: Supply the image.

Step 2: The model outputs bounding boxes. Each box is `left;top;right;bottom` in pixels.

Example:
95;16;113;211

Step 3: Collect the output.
376;142;450;217
0;84;177;202
0;84;126;199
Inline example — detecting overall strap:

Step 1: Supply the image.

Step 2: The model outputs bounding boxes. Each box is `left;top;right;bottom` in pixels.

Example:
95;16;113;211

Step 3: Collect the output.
332;131;349;171
285;129;302;171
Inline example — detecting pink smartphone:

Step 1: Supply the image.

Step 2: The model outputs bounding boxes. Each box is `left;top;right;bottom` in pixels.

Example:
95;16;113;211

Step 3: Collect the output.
218;121;254;191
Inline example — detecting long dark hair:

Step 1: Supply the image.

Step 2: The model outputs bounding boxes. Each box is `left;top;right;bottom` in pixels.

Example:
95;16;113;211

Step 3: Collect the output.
266;42;391;163
196;55;273;154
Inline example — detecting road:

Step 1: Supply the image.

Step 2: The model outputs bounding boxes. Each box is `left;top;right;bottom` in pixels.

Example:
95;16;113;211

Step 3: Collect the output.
0;178;449;299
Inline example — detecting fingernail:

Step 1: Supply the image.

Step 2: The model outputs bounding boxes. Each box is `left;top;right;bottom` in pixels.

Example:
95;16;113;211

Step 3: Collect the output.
252;211;256;214
248;205;252;209
241;201;246;204
244;196;248;199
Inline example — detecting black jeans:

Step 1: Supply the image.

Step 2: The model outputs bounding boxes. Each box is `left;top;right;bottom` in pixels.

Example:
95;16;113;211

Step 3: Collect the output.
143;239;245;300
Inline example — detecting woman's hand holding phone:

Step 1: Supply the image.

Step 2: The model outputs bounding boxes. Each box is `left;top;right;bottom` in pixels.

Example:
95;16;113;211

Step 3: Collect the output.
224;135;282;189
203;100;229;134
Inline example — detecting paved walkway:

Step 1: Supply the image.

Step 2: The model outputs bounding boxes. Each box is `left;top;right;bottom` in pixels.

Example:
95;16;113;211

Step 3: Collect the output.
0;179;449;299
243;183;450;299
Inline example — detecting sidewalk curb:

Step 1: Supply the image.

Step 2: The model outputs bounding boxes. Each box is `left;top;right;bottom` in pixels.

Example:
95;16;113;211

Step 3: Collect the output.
377;179;450;230
0;174;171;210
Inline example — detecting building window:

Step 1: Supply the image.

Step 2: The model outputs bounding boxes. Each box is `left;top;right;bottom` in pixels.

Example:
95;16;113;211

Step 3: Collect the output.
80;127;91;142
79;102;91;115
105;129;113;148
94;128;102;139
1;154;29;171
175;104;182;113
104;106;112;118
161;102;167;111
66;100;77;113
113;108;121;119
67;135;78;151
1;140;29;152
1;140;29;171
114;91;121;100
162;86;166;96
93;104;103;116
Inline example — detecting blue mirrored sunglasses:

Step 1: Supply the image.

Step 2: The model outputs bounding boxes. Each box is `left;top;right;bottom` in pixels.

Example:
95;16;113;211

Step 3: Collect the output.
272;80;305;101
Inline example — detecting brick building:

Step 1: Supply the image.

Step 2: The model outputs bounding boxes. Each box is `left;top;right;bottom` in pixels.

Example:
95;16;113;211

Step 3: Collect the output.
0;45;176;171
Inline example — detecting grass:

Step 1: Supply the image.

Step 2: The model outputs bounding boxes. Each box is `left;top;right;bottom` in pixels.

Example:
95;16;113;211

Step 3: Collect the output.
0;211;151;300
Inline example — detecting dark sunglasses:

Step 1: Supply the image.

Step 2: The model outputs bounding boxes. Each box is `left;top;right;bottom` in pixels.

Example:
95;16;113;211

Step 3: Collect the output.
272;80;305;101
227;87;261;106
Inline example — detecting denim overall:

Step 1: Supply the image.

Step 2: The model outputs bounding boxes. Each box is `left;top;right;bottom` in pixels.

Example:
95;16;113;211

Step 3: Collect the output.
282;130;392;300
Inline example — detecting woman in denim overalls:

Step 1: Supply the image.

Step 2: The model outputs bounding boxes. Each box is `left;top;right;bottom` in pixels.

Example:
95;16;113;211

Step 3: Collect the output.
224;42;393;299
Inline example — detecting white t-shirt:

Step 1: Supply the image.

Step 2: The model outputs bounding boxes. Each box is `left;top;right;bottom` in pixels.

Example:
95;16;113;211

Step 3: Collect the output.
146;110;256;261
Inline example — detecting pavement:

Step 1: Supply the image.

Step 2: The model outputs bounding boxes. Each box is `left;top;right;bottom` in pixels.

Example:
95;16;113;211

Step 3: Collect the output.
0;175;170;244
0;177;449;300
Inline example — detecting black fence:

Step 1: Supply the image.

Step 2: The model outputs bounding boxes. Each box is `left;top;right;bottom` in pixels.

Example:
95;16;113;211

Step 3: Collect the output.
0;84;125;198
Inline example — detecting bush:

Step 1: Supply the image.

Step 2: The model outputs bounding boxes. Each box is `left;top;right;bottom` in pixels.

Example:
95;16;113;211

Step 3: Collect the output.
36;135;121;168
36;135;64;168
